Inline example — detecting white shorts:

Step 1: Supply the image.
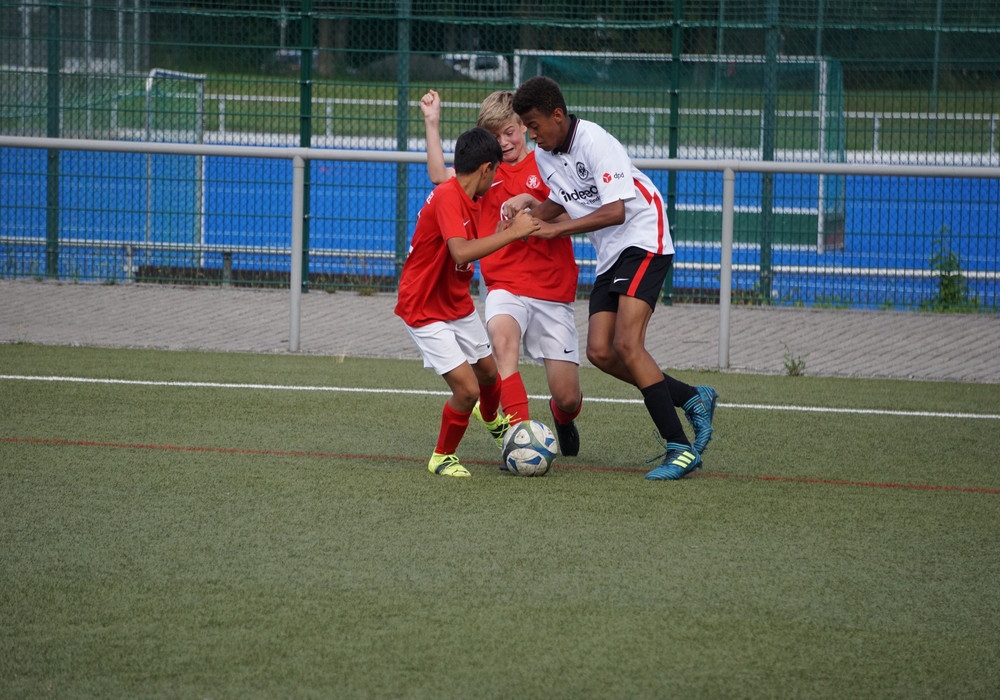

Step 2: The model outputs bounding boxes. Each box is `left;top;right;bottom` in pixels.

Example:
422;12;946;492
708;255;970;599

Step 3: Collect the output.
485;288;580;364
404;311;493;375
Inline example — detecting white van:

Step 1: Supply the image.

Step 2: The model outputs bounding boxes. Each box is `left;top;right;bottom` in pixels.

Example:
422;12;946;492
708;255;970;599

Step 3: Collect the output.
441;53;510;82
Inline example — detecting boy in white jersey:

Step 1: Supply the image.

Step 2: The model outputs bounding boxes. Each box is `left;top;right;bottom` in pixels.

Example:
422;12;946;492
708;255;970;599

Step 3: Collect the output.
508;76;718;480
420;89;584;458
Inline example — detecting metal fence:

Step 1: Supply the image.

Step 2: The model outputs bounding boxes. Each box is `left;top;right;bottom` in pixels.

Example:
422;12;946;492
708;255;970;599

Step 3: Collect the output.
1;0;999;311
7;135;998;357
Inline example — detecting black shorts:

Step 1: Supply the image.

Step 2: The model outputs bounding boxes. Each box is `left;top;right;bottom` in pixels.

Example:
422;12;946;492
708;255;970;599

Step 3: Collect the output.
589;247;673;316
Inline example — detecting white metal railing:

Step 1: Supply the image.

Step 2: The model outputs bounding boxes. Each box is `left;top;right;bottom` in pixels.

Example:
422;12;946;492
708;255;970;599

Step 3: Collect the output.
846;110;1000;157
2;135;998;365
100;92;1000;160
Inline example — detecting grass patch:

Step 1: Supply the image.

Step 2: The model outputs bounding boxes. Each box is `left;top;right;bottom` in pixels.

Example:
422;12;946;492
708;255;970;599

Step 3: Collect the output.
2;345;999;697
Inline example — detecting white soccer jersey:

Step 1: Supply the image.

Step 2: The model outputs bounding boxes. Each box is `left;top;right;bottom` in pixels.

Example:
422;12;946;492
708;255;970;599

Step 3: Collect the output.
534;117;674;275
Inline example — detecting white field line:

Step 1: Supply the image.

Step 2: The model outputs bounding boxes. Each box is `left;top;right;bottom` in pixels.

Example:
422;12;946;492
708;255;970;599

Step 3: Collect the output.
3;375;998;421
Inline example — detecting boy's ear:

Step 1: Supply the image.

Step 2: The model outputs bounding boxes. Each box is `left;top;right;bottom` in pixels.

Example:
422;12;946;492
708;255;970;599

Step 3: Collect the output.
470;161;495;192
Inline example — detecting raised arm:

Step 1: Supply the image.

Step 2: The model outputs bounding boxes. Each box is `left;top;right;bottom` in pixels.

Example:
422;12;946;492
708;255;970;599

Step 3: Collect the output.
420;90;455;185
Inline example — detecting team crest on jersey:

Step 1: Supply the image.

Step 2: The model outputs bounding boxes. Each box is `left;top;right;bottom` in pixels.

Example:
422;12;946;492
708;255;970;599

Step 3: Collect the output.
576;162;589;180
526;174;540;190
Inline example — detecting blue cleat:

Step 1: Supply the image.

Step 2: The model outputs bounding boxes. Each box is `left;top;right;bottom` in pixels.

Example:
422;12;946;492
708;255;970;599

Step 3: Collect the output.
684;386;718;455
645;442;702;481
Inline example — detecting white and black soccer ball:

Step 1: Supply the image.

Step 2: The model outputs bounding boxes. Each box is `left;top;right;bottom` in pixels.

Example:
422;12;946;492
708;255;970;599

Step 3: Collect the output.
501;419;558;476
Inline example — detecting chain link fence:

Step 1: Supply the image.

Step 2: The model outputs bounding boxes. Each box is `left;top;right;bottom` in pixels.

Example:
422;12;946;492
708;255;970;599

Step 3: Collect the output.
1;1;997;311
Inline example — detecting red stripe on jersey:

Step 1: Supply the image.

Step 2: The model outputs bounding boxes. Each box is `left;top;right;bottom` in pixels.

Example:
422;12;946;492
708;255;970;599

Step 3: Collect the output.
633;179;666;254
627;250;655;297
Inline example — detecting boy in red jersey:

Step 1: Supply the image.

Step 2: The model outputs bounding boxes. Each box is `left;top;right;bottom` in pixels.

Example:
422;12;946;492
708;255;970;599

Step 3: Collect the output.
420;89;584;458
395;127;539;477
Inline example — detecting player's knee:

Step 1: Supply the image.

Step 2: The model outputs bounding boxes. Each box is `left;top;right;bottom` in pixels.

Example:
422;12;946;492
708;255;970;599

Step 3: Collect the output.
490;332;520;361
586;344;615;371
450;375;483;410
611;335;643;364
552;391;582;414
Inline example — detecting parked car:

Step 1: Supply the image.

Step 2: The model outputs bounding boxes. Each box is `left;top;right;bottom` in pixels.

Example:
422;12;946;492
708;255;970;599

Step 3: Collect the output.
441;53;510;82
261;49;320;73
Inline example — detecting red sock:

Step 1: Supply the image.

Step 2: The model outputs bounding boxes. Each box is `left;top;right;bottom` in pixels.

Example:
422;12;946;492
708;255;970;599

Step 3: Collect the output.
550;395;582;425
500;372;530;423
435;402;470;454
478;375;503;422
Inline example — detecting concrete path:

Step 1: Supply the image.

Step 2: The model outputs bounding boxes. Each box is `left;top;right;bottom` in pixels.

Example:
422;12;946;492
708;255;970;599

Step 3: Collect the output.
2;279;998;383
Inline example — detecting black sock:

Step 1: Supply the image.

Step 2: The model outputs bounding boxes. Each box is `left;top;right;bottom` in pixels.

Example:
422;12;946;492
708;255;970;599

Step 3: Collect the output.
662;372;697;408
641;379;690;446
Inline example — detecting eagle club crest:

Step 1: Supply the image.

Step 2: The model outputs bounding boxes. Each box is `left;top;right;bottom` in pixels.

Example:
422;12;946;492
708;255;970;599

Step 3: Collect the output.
576;162;589;180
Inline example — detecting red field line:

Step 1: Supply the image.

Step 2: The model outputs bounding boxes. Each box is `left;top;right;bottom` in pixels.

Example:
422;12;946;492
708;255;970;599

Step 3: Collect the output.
4;436;999;495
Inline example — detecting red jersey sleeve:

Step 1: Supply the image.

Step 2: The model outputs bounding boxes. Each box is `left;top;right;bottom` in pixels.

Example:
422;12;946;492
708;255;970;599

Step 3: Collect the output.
394;179;480;326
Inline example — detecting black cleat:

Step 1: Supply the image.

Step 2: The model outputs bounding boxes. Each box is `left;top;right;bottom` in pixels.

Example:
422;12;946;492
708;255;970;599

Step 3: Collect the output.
549;398;580;457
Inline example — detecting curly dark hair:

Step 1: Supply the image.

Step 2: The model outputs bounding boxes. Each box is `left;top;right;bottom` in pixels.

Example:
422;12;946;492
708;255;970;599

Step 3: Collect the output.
512;76;567;118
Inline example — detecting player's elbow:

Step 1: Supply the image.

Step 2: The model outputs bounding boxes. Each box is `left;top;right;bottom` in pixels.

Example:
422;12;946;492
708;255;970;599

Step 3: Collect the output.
429;168;455;186
449;247;476;267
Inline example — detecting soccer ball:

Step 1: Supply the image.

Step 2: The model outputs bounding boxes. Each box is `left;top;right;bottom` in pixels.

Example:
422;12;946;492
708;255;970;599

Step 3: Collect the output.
501;419;558;476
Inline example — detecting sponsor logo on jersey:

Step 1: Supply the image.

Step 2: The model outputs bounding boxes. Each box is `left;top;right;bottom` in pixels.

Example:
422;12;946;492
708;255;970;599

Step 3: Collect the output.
559;185;599;203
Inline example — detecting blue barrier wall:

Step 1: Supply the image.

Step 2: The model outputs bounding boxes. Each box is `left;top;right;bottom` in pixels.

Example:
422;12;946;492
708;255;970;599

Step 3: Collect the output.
2;147;996;309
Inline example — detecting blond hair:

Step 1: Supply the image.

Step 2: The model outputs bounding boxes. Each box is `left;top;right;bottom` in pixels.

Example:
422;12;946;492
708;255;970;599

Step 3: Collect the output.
476;90;521;133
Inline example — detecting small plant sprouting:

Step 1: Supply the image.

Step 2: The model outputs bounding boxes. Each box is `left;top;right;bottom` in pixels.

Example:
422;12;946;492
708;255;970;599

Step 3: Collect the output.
782;343;808;377
348;257;378;296
922;227;979;313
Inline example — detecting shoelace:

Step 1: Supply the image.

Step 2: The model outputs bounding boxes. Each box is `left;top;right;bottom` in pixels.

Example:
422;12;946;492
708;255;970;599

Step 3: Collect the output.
645;433;695;465
645;432;670;465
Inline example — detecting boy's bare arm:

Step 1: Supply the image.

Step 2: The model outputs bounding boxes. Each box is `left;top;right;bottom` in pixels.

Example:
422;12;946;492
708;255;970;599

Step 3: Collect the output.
420;90;454;185
446;210;538;265
531;199;626;239
502;195;566;223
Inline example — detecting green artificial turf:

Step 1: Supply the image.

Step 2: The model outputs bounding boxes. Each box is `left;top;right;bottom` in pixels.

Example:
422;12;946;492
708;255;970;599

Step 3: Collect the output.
2;345;998;698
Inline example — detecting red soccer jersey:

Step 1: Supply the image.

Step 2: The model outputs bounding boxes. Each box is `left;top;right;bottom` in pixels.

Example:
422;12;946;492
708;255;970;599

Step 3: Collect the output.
395;177;482;327
478;152;578;304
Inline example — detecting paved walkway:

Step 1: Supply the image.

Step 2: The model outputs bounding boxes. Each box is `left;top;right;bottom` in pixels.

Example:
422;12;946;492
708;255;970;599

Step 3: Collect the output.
2;279;998;383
